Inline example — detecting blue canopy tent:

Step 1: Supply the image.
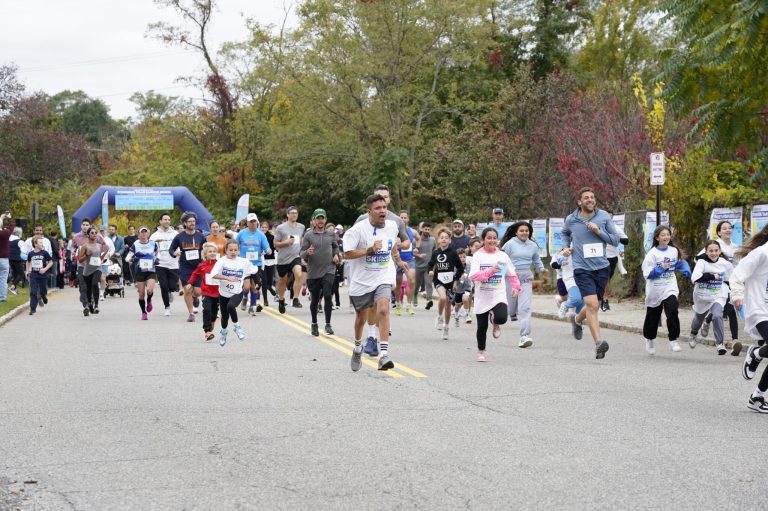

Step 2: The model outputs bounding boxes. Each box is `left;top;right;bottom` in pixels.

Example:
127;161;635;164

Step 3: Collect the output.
71;186;214;234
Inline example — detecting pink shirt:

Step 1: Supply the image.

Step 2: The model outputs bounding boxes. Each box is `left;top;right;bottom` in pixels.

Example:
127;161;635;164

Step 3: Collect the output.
469;247;521;314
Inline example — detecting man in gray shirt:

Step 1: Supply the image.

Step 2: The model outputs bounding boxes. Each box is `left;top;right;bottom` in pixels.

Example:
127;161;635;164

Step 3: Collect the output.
414;222;435;309
300;208;340;336
274;206;306;313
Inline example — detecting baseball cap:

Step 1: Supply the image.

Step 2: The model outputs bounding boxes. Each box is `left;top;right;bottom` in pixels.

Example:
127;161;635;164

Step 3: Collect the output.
246;213;259;222
138;226;150;233
493;207;504;214
452;219;464;226
312;208;327;219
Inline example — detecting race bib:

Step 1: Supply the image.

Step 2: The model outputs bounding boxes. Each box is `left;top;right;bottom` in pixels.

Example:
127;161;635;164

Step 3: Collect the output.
293;237;300;245
246;251;259;261
583;243;604;258
437;271;454;284
31;259;43;270
185;249;200;261
139;259;154;271
224;280;243;295
205;273;216;286
89;256;102;266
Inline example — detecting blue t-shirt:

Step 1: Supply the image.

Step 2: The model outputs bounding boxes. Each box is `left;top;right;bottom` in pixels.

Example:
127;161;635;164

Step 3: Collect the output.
399;227;416;262
237;228;270;266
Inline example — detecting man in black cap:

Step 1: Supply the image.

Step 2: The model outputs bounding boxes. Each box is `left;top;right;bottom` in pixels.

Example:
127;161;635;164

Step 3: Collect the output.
300;208;341;336
490;207;508;237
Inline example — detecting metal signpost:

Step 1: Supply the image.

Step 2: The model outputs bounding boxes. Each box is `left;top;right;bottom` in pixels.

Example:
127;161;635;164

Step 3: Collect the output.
650;152;665;225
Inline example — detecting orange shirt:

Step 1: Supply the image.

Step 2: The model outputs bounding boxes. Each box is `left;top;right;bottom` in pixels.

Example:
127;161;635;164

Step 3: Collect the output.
207;234;227;256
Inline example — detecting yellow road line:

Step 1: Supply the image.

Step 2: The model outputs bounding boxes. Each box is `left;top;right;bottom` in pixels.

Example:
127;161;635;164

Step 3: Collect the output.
262;308;405;378
262;307;427;378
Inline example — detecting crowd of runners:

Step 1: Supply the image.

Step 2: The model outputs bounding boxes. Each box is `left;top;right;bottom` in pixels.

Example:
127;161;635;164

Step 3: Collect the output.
3;184;768;414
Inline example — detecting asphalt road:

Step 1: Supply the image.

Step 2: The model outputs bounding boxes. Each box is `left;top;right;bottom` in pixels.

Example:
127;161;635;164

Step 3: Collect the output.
1;288;766;510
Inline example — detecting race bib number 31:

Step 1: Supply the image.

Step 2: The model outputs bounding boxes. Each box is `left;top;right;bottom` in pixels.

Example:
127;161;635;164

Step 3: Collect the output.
583;243;604;258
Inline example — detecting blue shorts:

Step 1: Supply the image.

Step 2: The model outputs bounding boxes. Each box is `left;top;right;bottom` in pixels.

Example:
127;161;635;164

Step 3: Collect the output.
396;259;416;275
573;267;610;301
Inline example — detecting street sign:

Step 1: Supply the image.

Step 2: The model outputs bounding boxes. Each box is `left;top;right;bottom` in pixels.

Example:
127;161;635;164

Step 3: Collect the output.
650;152;665;185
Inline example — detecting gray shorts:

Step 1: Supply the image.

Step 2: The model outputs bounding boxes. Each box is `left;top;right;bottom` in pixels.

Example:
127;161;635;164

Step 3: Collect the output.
350;284;392;312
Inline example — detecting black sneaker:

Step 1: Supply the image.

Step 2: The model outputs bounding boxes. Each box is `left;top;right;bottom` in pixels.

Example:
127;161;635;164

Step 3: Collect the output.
425;300;433;310
29;310;35;315
570;313;583;340
748;394;768;413
716;343;727;356
743;345;761;380
83;307;90;317
41;295;48;305
88;303;95;313
93;307;100;314
38;297;45;307
324;324;334;335
600;299;609;312
292;298;303;308
256;304;263;313
311;323;319;336
278;300;286;314
595;340;609;359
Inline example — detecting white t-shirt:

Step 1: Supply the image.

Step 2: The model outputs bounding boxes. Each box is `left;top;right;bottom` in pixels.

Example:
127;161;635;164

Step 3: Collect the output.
691;257;733;314
551;251;576;289
469;248;516;315
642;246;681;307
150;228;179;269
730;244;768;340
211;256;253;298
343;219;399;296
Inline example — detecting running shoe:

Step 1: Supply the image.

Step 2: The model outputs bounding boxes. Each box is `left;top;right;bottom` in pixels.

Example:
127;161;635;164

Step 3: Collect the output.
193;297;200;309
395;304;402;316
146;301;153;313
92;307;99;314
553;294;561;311
425;300;433;310
248;306;255;316
557;302;569;319
204;331;214;341
88;303;94;313
278;300;286;314
351;348;362;372
408;305;415;316
28;310;35;316
510;315;518;322
688;334;697;349
141;312;148;321
595;340;609;359
747;394;768;413
670;340;682;352
645;338;656;355
233;324;246;341
465;315;473;324
732;341;743;357
256;304;263;313
435;315;444;330
716;343;727;356
292;298;303;308
518;336;533;348
38;297;45;307
41;295;48;305
743;345;761;380
9;287;17;295
187;314;195;322
219;328;228;347
454;313;460;327
476;350;486;362
701;320;710;338
490;311;501;339
442;326;449;340
311;323;319;336
83;307;89;317
569;313;583;340
363;336;377;356
324;324;334;335
164;308;172;317
378;355;395;371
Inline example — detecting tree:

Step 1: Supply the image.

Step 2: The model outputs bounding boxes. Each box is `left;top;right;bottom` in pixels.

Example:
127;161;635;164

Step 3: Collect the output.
128;90;188;122
0;63;24;113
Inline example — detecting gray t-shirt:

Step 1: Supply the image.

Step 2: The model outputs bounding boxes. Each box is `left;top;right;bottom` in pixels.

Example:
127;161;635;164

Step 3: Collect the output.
355;210;409;243
275;222;306;264
415;235;436;270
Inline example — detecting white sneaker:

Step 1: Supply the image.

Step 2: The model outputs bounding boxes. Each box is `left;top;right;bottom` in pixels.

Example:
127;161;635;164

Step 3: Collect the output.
557;301;569;319
645;338;656;355
688;334;697;349
670;340;682;352
164;308;172;317
435;315;444;330
476;350;486;362
233;323;246;341
553;294;561;311
442;326;449;340
518;336;533;348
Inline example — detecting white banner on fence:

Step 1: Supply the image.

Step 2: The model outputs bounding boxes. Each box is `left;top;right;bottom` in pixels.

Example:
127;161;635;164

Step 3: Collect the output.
709;207;743;245
751;205;768;237
532;219;547;258
548;218;564;254
643;211;670;251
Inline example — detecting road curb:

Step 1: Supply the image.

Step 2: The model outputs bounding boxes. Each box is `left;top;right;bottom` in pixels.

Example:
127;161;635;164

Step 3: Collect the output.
0;288;60;329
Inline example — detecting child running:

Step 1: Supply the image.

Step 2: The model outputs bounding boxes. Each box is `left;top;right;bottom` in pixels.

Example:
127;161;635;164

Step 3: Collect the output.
551;248;583;320
212;239;254;346
126;226;158;320
641;226;691;355
469;228;521;362
25;235;53;315
187;243;220;341
690;240;737;355
452;248;472;326
429;228;464;340
731;224;768;413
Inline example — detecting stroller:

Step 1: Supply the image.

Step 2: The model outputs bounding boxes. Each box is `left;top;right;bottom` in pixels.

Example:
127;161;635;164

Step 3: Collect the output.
104;254;125;298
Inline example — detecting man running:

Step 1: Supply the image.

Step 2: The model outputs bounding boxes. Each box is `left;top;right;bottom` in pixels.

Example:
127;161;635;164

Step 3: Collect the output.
396;210;419;316
561;187;620;359
236;213;271;315
490;207;508;237
345;194;403;371
300;208;341;336
274;206;305;313
449;219;470;251
414;222;435;310
169;212;207;322
150;212;179;316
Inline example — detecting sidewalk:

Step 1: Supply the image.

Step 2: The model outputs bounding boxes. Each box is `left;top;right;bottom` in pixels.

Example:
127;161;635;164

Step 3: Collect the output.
531;293;747;349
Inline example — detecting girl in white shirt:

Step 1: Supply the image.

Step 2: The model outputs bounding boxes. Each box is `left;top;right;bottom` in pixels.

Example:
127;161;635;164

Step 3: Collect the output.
730;224;768;413
468;228;521;362
700;221;741;346
640;226;691;355
690;240;735;355
212;239;254;346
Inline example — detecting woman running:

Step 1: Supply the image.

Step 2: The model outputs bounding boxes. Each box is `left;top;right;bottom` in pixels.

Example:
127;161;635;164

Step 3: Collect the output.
206;220;227;257
469;228;521;362
77;227;105;316
731;224;768;413
126;226;158;320
212;239;253;346
640;226;691;355
501;221;544;348
261;220;277;307
690;240;736;355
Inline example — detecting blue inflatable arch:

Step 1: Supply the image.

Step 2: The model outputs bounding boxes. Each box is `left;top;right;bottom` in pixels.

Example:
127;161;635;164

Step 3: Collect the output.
71;186;215;233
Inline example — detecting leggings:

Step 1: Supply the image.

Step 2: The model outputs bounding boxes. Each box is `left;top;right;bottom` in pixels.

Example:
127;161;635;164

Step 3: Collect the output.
643;295;680;341
218;295;239;329
475;302;508;351
692;302;724;344
80;271;101;307
308;274;334;325
262;265;275;306
155;266;179;308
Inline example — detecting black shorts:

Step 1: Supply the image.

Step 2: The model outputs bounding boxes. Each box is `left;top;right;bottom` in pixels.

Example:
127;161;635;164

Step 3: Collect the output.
180;266;202;287
134;271;157;283
277;257;302;278
607;256;619;279
574;267;611;302
453;292;464;305
248;268;264;288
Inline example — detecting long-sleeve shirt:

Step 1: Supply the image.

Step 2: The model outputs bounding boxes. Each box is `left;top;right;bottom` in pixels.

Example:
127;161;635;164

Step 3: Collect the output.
0;218;14;258
300;230;339;279
469;248;521;314
501;237;544;272
560;207;620;271
690;256;733;314
428;247;464;286
188;259;220;298
728;244;768;340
